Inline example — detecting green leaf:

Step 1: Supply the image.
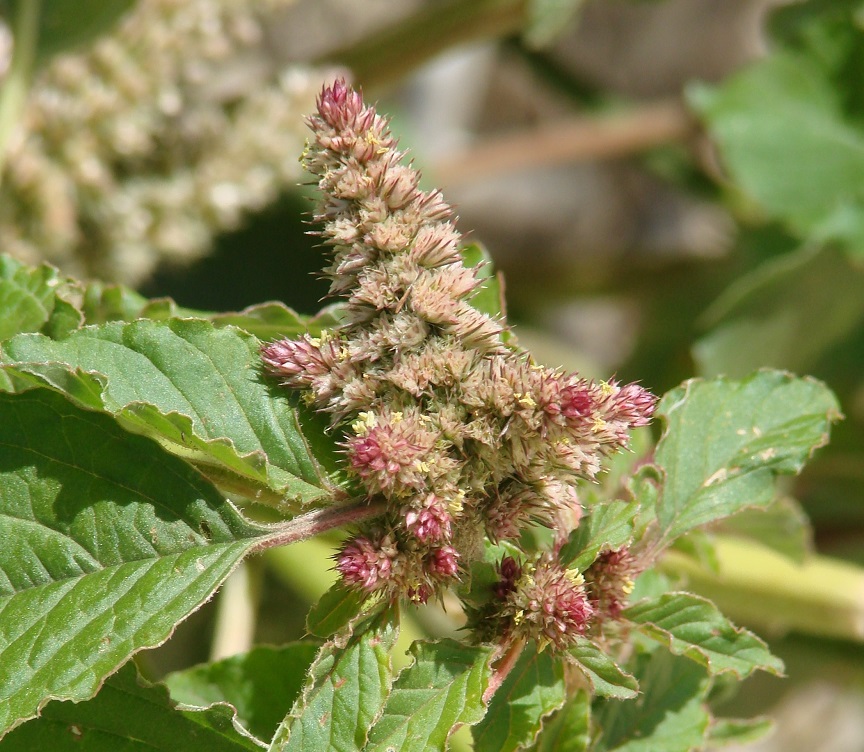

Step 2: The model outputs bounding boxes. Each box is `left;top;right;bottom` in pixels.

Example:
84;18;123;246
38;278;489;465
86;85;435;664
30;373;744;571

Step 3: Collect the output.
1;319;340;508
0;255;81;341
670;530;720;573
0;0;136;63
706;716;774;747
688;52;864;252
568;638;638;700
79;280;152;324
164;643;320;744
79;281;208;325
472;643;566;752
533;691;590;752
629;569;673;603
0;662;260;750
659;536;864;642
306;581;369;639
624;592;784;679
461;243;507;322
79;283;321;339
269;609;399;751
458;539;523;610
767;0;864;119
0;389;266;737
364;639;495;752
718;496;812;564
558;501;638;571
654;370;840;541
210;303;310;341
694;245;864;378
593;651;710;752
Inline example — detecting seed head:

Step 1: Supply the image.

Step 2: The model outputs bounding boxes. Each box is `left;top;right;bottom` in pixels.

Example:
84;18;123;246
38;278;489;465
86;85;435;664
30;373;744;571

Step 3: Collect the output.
263;80;657;633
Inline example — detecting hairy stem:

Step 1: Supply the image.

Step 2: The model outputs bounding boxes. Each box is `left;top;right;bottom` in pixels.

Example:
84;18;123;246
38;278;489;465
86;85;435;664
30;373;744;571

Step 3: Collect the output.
0;0;40;184
251;500;387;553
483;636;528;704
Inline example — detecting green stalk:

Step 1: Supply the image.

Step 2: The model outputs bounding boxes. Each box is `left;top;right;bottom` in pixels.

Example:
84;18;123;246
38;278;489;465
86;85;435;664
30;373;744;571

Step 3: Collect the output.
661;536;864;642
210;558;263;661
0;0;40;183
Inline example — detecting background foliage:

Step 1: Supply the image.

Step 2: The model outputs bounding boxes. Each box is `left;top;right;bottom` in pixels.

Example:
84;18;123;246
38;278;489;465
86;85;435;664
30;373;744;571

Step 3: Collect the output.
0;1;863;750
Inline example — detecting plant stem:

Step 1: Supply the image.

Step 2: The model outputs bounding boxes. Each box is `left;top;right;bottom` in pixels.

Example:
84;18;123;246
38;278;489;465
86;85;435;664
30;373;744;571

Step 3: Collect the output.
251;500;387;553
483;636;527;704
210;558;262;661
317;0;527;89
434;99;695;186
661;536;864;642
0;0;40;184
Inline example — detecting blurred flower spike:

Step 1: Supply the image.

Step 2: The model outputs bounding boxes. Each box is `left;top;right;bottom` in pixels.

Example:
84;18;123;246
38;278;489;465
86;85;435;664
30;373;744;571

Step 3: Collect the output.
262;79;656;647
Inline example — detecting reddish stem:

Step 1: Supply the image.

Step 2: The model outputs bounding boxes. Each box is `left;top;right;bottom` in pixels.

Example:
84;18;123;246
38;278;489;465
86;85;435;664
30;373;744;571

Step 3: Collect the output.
250;501;387;553
483;636;528;705
434;99;695;187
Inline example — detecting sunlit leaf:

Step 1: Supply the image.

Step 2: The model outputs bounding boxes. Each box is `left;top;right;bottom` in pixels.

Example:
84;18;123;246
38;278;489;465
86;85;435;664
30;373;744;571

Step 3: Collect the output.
1;662;260;751
210;303;309;341
365;639;494;752
461;243;507;323
473;643;566;752
568;638;638;700
624;592;784;678
1;319;341;508
165;644;320;743
269;609;399;752
306;582;369;639
654;370;840;541
558;501;638;571
0;389;267;737
0;256;81;340
689;52;864;253
593;651;710;752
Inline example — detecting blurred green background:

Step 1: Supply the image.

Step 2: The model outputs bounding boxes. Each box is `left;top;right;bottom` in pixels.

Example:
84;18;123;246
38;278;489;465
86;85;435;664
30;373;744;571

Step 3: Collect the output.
2;1;864;749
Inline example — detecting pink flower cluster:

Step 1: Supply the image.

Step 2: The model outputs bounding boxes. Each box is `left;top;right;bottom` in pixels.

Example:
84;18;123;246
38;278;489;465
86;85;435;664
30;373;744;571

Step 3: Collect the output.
586;547;641;621
483;555;595;652
262;80;655;645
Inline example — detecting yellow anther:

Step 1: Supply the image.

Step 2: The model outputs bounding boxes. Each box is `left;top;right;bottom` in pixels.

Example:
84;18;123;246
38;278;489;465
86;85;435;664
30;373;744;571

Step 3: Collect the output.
448;490;465;515
517;393;537;408
565;569;585;587
352;411;377;435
